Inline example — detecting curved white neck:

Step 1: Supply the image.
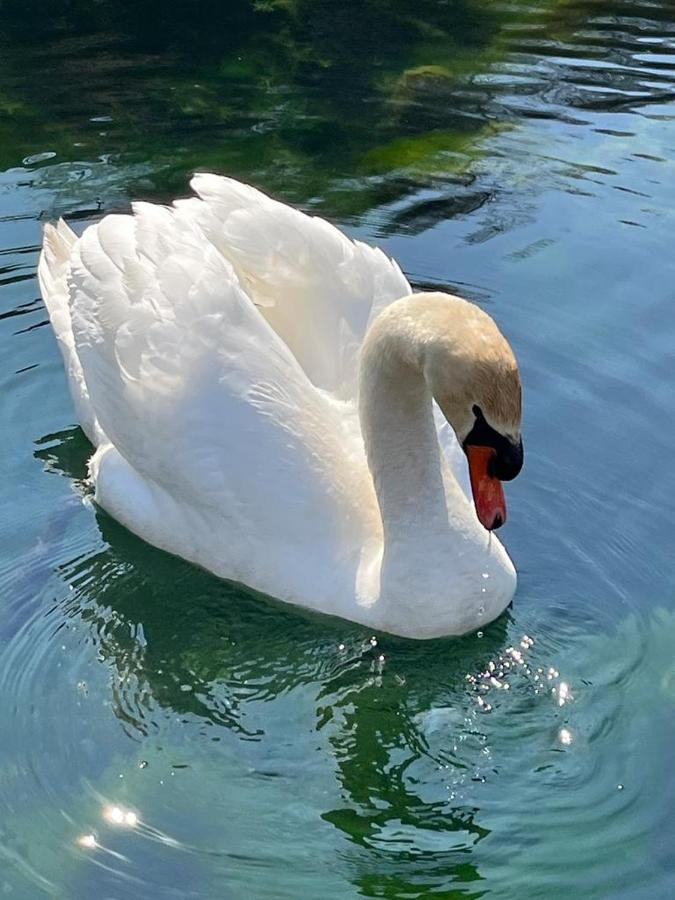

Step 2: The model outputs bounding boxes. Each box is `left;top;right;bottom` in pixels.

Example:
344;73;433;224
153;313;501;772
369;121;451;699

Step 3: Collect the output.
354;294;517;635
358;302;453;548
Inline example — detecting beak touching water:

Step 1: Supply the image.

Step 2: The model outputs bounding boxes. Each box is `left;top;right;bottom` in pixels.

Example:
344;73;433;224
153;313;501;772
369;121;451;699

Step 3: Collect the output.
463;407;524;531
466;446;507;531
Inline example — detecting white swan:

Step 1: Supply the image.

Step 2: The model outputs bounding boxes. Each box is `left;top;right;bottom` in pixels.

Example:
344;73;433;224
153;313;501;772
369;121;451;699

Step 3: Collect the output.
38;175;523;639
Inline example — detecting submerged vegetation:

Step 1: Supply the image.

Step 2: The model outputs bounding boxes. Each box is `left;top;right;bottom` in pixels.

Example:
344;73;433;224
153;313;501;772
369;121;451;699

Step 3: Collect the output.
0;0;647;218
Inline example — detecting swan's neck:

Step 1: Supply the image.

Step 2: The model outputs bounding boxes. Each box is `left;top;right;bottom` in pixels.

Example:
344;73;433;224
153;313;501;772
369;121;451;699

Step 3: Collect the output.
359;307;450;546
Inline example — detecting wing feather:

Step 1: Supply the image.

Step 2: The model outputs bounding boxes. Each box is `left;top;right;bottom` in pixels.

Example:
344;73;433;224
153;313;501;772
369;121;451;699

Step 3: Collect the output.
188;174;411;399
38;219;102;444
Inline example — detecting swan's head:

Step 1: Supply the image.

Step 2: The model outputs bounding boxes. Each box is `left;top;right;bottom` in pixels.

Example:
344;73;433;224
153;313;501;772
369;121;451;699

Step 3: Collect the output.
421;293;524;530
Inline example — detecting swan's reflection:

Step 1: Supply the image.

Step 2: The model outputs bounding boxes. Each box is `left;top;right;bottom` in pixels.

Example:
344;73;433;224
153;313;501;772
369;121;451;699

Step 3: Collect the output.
36;426;513;894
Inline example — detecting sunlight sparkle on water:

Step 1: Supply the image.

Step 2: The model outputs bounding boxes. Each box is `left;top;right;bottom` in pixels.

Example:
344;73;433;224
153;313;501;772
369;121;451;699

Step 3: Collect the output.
556;682;571;707
103;805;138;827
464;635;569;714
77;833;97;849
559;728;573;745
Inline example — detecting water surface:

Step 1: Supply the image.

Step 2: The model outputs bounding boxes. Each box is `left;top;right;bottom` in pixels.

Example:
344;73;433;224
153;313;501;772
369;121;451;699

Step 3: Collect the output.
1;1;674;897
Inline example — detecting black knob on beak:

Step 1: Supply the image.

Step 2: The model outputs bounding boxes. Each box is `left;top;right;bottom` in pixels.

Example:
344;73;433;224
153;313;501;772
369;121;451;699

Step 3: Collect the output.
490;436;523;482
464;405;523;483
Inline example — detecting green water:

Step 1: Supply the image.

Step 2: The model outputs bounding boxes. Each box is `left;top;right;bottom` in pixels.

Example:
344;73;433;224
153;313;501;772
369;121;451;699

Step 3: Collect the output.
1;1;675;896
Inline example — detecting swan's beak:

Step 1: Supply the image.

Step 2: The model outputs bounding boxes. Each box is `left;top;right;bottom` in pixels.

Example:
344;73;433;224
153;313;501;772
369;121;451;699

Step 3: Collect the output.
466;446;507;531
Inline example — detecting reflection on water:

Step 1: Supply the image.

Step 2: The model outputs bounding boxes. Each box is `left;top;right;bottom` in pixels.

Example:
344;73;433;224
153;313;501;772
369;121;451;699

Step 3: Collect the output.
1;426;667;899
1;0;675;896
16;429;545;896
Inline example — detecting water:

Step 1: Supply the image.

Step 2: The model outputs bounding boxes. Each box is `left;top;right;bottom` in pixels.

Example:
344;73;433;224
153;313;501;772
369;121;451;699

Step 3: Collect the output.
1;1;674;896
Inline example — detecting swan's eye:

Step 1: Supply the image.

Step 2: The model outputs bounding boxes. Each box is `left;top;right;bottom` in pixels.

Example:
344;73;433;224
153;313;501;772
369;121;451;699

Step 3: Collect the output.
464;405;523;481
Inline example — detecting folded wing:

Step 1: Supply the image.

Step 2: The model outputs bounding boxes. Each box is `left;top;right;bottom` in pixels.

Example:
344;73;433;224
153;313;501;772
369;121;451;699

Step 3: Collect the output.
185;174;412;400
64;204;362;561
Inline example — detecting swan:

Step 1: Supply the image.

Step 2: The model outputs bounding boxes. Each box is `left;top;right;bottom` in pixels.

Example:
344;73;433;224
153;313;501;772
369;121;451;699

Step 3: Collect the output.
38;175;523;639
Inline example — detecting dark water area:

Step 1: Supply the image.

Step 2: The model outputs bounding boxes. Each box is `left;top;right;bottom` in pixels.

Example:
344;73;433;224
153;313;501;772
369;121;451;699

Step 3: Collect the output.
1;1;674;896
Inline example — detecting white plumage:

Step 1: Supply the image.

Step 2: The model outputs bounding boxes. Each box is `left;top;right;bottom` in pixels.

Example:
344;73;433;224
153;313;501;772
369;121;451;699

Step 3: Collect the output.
39;175;517;638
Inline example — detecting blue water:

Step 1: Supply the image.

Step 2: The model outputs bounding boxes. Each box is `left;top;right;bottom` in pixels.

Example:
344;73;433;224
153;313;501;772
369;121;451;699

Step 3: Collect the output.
1;1;674;896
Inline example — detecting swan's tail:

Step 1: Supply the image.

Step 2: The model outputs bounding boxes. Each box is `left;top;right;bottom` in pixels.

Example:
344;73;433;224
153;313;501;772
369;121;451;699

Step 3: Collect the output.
38;220;102;445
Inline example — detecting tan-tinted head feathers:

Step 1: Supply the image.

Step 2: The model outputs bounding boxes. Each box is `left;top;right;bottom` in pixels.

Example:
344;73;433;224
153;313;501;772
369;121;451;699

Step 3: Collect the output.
385;292;523;442
360;290;524;533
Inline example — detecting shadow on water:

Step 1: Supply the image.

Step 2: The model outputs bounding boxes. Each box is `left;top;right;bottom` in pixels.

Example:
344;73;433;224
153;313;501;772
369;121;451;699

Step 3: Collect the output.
33;426;519;895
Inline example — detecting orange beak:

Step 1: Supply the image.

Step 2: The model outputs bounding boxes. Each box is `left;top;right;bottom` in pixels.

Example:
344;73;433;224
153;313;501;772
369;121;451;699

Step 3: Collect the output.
466;446;507;530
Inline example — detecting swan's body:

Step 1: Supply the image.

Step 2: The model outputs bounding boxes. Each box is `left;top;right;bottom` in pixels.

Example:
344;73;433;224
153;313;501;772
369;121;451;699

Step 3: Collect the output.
39;175;523;638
